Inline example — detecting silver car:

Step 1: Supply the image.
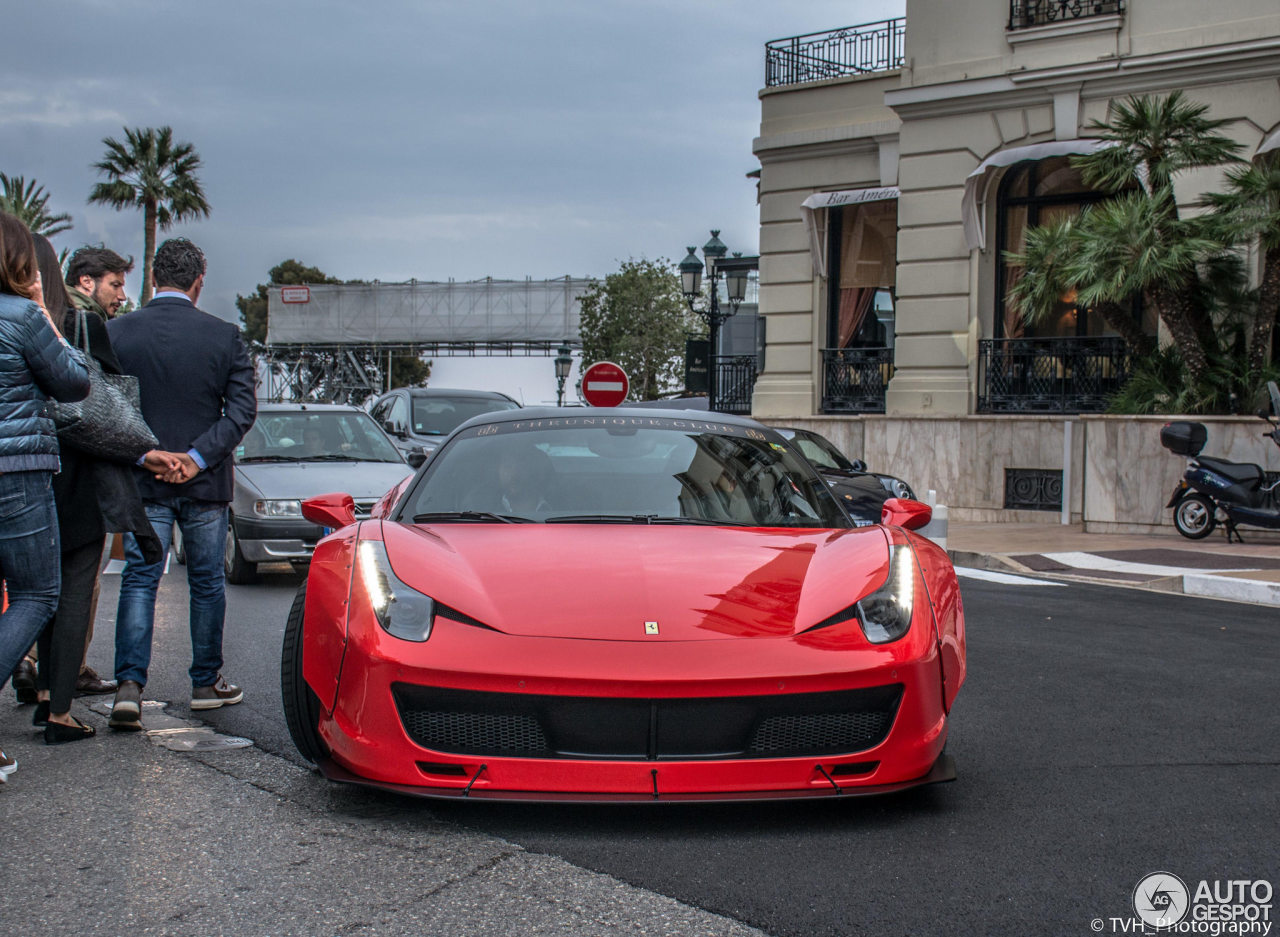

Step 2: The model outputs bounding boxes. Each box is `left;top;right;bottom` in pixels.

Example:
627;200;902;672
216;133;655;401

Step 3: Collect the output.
224;403;414;583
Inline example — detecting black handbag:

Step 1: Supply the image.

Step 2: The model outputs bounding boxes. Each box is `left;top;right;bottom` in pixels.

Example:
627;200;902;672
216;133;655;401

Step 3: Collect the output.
51;312;159;463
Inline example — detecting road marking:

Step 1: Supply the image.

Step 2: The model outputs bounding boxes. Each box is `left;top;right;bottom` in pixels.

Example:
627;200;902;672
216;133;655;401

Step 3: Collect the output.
956;567;1066;586
1040;552;1258;578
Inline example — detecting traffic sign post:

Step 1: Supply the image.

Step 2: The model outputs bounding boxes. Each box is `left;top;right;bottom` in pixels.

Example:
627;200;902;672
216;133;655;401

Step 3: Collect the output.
580;361;630;407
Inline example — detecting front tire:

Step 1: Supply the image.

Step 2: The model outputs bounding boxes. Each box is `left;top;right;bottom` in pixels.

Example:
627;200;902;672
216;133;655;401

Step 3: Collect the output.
1174;494;1217;540
224;515;260;584
281;580;328;764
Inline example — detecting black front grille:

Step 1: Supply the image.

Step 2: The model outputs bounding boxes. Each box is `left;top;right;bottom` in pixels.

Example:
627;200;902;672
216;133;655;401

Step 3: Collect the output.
393;684;903;761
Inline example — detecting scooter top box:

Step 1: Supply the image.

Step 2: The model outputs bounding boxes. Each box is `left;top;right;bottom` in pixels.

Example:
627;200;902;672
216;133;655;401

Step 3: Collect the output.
1160;421;1207;456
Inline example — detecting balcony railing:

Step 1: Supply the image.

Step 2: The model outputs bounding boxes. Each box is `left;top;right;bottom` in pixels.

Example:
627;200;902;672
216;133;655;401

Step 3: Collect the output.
977;336;1131;413
1008;0;1124;30
765;19;905;88
712;355;759;415
821;347;892;413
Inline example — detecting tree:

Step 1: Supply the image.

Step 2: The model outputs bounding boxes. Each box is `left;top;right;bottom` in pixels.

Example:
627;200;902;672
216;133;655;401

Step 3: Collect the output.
0;174;73;237
1007;91;1280;411
88;126;210;305
1201;155;1280;374
577;258;704;400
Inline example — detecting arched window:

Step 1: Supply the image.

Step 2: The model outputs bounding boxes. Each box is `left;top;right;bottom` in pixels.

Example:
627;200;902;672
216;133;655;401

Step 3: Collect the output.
994;156;1150;339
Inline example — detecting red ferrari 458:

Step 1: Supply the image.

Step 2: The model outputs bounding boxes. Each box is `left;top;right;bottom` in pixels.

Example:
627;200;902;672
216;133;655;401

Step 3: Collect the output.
282;408;965;802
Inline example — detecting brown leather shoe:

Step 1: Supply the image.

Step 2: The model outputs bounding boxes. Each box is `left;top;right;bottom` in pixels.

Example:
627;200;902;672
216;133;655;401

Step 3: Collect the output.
76;666;118;696
11;657;36;704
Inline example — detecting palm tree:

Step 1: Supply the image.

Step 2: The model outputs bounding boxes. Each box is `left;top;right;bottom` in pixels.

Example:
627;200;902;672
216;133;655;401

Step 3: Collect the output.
88;127;210;304
1202;155;1280;373
0;174;73;237
1005;215;1155;356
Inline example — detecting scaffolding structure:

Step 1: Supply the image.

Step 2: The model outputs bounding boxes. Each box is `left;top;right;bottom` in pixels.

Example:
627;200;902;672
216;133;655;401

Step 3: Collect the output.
261;277;592;404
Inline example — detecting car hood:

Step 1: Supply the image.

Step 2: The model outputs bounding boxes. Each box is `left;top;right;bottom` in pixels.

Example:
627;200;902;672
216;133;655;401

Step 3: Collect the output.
379;521;891;641
236;462;413;501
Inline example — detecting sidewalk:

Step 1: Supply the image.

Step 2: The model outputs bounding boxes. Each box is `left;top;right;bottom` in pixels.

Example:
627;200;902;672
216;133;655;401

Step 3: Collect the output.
945;520;1280;608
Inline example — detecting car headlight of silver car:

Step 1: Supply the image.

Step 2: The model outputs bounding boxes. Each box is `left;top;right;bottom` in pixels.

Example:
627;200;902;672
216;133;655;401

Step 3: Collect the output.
878;477;915;501
855;544;915;644
254;499;303;518
357;539;436;642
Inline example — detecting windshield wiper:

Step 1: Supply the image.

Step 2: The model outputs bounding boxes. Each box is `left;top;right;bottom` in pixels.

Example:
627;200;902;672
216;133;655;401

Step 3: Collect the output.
304;454;372;462
545;514;721;525
237;455;303;463
411;511;532;524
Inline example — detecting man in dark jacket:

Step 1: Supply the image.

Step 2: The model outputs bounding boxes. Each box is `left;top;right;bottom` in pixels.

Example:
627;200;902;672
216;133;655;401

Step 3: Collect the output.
106;238;257;729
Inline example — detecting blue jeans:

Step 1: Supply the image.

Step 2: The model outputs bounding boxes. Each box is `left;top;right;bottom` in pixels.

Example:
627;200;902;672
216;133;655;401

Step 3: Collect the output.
0;471;61;689
115;497;228;688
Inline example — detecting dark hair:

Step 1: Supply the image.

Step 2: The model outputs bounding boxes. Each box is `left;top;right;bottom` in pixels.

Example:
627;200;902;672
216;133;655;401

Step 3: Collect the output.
33;235;73;326
0;211;37;297
65;244;134;287
152;238;206;291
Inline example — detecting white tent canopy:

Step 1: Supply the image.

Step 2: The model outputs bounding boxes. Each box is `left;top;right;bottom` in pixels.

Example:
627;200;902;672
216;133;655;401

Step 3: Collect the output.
960;139;1112;252
800;186;900;278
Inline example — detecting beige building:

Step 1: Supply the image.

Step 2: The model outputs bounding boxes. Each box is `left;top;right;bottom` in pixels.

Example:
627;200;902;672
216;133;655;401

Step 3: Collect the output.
751;0;1280;529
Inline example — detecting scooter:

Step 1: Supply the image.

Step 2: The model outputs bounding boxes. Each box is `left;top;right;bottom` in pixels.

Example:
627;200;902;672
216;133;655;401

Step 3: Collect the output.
1161;381;1280;542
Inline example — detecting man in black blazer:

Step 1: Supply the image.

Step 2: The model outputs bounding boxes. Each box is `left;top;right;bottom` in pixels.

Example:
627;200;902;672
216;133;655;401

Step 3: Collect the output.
105;238;257;729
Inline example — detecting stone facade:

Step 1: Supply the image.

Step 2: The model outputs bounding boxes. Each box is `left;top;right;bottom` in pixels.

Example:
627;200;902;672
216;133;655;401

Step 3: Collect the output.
752;0;1280;526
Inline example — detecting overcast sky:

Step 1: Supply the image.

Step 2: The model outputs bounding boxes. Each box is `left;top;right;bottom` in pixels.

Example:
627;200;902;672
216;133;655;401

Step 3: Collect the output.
4;0;903;327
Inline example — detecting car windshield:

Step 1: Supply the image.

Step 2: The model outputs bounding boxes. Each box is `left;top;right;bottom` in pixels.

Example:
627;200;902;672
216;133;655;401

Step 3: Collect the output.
236;411;404;464
411;396;520;436
398;415;850;527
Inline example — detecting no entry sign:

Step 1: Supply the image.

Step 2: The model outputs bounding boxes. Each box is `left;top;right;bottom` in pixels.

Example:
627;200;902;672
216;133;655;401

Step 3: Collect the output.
580;360;630;407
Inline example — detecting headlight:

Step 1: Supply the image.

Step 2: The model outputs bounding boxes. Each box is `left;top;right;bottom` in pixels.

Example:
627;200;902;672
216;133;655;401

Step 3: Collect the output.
879;477;915;500
357;540;436;642
856;544;915;644
254;499;302;518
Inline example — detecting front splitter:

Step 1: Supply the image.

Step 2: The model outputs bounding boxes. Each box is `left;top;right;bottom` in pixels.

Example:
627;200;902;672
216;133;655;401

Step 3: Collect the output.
312;752;956;804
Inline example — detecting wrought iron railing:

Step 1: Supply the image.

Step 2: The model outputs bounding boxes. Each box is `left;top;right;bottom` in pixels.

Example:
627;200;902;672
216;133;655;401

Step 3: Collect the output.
712;355;758;415
977;336;1131;413
821;347;893;413
1008;0;1124;30
765;19;905;88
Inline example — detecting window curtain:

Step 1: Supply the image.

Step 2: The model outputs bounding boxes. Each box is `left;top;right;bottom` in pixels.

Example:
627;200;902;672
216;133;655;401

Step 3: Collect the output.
836;201;897;348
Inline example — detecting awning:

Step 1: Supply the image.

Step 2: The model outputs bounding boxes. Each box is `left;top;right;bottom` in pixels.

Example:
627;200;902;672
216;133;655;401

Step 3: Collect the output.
961;139;1112;251
1258;127;1280;158
800;186;900;278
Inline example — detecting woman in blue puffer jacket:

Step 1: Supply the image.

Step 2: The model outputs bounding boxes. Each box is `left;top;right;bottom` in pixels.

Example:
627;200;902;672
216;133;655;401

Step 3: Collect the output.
0;211;90;784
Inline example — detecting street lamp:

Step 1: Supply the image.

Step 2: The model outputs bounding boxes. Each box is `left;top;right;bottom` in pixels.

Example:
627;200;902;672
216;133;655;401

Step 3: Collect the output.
680;231;752;411
554;343;573;406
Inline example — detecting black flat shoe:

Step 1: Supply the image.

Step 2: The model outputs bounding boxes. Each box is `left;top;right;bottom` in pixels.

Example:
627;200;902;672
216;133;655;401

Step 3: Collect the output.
32;701;49;726
44;718;96;745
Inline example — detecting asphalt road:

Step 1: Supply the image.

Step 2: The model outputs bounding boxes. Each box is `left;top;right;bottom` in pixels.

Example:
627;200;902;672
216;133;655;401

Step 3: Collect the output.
87;560;1279;937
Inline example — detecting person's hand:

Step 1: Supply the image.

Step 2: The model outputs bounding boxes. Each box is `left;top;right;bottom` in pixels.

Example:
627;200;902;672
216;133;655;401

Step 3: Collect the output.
142;450;182;478
163;452;201;484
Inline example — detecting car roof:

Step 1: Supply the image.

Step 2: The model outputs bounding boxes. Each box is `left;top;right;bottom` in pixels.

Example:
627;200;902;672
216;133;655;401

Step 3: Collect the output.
389;387;519;402
256;402;366;414
451;406;779;435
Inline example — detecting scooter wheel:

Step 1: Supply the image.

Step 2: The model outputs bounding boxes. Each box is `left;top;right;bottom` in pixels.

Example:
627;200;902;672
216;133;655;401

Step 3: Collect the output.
1174;494;1217;539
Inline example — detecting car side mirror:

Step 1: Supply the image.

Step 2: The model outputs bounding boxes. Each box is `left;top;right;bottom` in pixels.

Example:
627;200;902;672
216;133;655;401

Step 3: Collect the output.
406;448;427;469
849;459;867;473
881;497;932;531
382;419;405;438
302;492;357;530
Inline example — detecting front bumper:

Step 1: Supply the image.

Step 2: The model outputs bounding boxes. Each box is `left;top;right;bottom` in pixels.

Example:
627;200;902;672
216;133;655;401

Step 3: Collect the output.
234;517;323;563
313;614;952;802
